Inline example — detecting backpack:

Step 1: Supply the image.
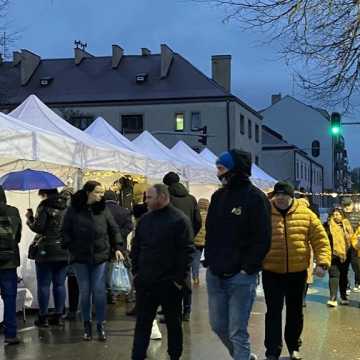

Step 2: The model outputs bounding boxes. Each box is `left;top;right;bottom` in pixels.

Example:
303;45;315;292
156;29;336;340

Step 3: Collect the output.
0;214;15;261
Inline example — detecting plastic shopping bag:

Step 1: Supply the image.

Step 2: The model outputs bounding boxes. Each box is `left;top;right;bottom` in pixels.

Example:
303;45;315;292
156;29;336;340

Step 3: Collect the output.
111;261;131;294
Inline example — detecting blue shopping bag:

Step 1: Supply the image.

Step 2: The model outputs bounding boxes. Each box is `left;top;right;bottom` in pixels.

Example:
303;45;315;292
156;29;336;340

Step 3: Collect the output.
111;261;131;294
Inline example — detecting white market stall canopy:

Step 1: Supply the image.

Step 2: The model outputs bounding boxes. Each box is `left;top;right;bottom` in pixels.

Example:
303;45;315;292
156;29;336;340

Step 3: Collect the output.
0;111;82;169
200;147;217;164
9;95;147;174
85;117;140;153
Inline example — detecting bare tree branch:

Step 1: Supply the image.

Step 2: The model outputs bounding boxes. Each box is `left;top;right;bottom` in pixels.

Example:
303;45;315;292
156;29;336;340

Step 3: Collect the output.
194;0;360;110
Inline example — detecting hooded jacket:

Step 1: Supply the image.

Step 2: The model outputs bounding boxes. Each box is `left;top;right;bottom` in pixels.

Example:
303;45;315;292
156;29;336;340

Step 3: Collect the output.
0;187;22;270
27;194;69;263
61;191;123;264
167;183;202;237
205;175;272;276
263;199;331;274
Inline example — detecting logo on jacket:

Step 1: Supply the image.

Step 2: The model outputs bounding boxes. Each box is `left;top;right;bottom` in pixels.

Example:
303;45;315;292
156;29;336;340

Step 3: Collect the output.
231;207;242;216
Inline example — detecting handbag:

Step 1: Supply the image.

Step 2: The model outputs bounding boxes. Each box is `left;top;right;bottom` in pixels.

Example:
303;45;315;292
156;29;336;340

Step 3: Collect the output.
111;260;131;294
28;235;44;260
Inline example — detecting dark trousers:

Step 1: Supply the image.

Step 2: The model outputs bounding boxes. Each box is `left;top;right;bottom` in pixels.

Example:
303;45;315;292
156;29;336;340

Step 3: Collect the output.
132;281;183;360
262;270;307;357
341;250;351;291
0;269;17;338
329;257;348;300
182;272;192;314
67;273;79;313
350;249;360;286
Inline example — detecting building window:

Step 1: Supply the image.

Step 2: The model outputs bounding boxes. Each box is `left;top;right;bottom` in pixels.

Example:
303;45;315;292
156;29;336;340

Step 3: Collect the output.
255;156;259;165
122;114;143;134
312;140;320;157
175;113;185;131
301;163;304;179
296;161;299;179
68;116;94;130
191;112;201;130
240;114;245;135
248;119;252;139
255;124;260;143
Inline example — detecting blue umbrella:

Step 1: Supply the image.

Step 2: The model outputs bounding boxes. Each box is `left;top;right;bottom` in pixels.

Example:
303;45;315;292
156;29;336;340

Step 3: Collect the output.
0;169;65;207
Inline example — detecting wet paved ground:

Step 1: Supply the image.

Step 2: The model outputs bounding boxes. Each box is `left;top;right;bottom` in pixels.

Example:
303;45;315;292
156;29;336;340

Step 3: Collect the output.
1;272;360;360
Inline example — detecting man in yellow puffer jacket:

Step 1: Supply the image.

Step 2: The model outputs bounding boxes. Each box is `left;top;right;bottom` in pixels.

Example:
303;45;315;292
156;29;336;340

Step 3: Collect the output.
263;182;331;360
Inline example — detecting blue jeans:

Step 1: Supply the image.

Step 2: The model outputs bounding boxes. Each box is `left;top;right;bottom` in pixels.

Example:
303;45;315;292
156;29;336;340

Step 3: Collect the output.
191;248;202;279
73;262;107;324
0;269;17;338
207;269;257;360
35;262;68;316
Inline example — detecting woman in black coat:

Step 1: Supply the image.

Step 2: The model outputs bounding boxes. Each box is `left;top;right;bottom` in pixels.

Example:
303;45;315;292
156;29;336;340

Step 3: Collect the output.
26;188;69;328
62;181;123;341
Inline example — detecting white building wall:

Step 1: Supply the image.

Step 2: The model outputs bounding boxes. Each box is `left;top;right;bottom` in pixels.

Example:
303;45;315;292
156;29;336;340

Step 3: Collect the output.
261;96;334;190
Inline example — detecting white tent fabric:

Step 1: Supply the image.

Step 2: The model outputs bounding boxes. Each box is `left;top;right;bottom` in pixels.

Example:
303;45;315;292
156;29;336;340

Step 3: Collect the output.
200;147;217;164
85;117;140;152
85;119;178;179
0;111;81;168
10;95;147;174
132;131;187;179
171;141;219;185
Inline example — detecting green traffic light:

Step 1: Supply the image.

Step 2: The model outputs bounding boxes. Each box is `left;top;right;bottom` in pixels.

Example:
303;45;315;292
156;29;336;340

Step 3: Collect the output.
331;126;341;135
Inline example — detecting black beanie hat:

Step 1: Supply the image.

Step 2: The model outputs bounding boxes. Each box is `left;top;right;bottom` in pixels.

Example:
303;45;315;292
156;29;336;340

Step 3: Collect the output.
103;190;118;202
273;181;295;198
163;172;180;186
228;149;252;177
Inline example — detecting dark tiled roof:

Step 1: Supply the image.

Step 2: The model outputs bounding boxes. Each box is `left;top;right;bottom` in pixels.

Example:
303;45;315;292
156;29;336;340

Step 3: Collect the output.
0;52;261;118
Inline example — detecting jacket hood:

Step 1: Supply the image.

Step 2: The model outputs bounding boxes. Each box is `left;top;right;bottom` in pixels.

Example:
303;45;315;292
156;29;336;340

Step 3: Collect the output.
0;186;6;204
71;189;106;214
40;195;67;210
168;183;189;198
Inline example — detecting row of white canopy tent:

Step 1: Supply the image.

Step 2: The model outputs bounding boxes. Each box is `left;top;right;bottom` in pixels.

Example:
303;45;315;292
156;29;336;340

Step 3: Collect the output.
0;95;276;308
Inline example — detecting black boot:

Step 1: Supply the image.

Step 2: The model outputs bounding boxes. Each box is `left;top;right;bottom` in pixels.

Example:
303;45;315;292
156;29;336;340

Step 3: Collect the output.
34;315;49;328
49;314;64;327
96;323;107;342
83;321;92;341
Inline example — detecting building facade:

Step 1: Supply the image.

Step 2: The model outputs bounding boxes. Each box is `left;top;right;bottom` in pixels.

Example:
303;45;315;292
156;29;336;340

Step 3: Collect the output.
0;45;263;164
261;95;350;191
262;125;324;194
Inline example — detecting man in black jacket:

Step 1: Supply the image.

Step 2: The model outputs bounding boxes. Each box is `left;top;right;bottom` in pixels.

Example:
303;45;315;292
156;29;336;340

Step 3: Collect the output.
163;172;201;321
131;184;194;360
205;150;271;360
0;186;22;345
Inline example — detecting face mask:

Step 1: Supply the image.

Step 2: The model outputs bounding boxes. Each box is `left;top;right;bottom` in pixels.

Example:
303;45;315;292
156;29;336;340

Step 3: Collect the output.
218;171;232;185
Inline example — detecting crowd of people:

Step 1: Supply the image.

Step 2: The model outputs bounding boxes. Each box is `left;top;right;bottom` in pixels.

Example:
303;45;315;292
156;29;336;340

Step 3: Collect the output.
0;148;360;360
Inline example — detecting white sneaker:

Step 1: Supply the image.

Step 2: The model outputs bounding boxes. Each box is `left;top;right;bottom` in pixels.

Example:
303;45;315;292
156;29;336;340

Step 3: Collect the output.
327;300;338;307
150;319;162;340
250;354;258;360
352;286;360;293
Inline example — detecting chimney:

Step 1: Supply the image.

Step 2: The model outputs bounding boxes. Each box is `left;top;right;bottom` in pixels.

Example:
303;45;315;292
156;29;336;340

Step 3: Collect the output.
161;44;174;78
13;51;21;66
20;49;41;86
74;47;93;65
271;93;282;105
112;44;123;69
141;48;151;56
211;55;231;93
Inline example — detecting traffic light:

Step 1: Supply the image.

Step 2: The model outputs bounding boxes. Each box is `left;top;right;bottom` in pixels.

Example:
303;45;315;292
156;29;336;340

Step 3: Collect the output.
330;112;341;136
198;126;207;146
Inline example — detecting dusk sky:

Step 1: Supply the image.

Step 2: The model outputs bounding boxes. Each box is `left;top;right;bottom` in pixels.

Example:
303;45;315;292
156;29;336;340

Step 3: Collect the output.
7;0;360;167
